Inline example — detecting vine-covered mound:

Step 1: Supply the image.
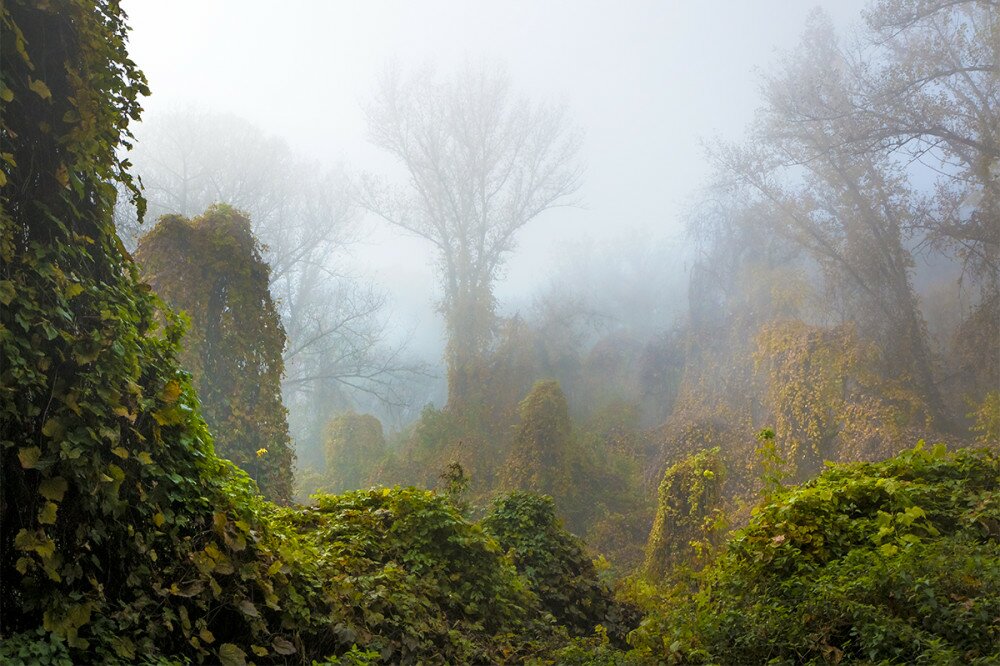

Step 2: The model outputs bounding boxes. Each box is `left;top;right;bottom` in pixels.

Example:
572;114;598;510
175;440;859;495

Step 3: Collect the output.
280;488;556;664
632;444;1000;665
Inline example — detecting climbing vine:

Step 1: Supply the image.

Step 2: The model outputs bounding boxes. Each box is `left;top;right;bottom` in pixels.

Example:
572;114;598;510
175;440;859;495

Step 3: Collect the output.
754;320;929;478
643;447;726;578
136;206;293;501
498;379;575;500
322;412;385;493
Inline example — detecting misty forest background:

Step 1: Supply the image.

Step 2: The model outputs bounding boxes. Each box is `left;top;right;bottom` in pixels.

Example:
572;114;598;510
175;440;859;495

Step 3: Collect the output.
117;0;997;562
1;0;998;664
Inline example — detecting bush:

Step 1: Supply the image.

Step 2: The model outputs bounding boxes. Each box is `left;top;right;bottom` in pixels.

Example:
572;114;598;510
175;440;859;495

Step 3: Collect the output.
483;492;639;644
631;444;1000;664
283;487;555;664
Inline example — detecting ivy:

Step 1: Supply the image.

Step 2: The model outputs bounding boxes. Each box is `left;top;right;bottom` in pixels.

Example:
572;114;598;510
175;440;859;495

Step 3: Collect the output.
321;412;386;494
630;444;1000;664
0;3;563;663
483;492;639;645
136;206;294;502
643;448;726;578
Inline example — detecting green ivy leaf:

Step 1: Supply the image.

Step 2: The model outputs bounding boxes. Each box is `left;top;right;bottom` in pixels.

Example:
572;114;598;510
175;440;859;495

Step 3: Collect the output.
38;501;58;524
218;643;247;666
0;280;14;305
27;77;51;100
18;447;41;469
39;477;68;501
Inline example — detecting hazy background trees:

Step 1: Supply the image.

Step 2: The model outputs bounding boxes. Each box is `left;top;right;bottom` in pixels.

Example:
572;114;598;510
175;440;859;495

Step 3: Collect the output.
118;110;424;468
662;0;997;513
110;0;996;575
360;63;583;409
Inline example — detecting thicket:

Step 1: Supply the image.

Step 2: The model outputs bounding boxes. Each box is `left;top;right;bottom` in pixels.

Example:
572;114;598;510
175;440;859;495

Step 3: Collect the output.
629;444;1000;665
375;375;653;568
483;492;640;644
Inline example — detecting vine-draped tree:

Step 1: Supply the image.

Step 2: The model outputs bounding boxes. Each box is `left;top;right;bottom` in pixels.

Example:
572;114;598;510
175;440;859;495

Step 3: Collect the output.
136;205;294;501
361;63;582;407
711;11;954;429
117;110;423;468
643;447;725;578
323;411;385;492
0;1;328;658
499;380;575;501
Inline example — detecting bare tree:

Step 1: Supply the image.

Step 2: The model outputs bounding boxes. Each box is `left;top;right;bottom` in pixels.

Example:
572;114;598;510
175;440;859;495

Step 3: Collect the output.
360;63;583;405
745;1;999;288
859;0;999;286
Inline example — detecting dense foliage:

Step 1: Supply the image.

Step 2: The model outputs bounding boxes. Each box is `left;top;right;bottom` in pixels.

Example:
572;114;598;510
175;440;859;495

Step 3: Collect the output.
0;5;343;661
0;3;570;664
483;492;636;643
2;1;996;665
632;444;1000;664
500;380;575;499
754;322;927;478
136;206;293;501
282;487;556;664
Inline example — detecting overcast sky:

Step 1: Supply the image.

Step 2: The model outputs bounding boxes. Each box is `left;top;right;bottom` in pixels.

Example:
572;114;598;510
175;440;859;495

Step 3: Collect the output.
122;0;870;356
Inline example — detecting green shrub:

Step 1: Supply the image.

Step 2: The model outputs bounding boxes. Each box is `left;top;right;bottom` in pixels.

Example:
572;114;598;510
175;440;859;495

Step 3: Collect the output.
483;492;639;644
499;380;575;498
0;628;73;666
283;487;555;664
631;444;1000;665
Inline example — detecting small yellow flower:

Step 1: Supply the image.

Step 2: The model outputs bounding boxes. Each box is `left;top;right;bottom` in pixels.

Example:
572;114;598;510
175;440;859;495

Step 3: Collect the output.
256;448;268;457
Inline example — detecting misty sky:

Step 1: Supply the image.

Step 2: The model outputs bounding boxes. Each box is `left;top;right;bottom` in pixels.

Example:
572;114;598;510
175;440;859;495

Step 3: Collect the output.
122;0;869;356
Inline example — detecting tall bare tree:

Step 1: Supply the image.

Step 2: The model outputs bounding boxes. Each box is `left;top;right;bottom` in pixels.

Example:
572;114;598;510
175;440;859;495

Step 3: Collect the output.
361;63;583;405
858;0;999;286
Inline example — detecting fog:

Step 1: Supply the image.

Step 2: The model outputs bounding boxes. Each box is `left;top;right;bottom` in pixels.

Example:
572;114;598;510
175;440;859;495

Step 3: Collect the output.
113;0;996;506
123;0;867;359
